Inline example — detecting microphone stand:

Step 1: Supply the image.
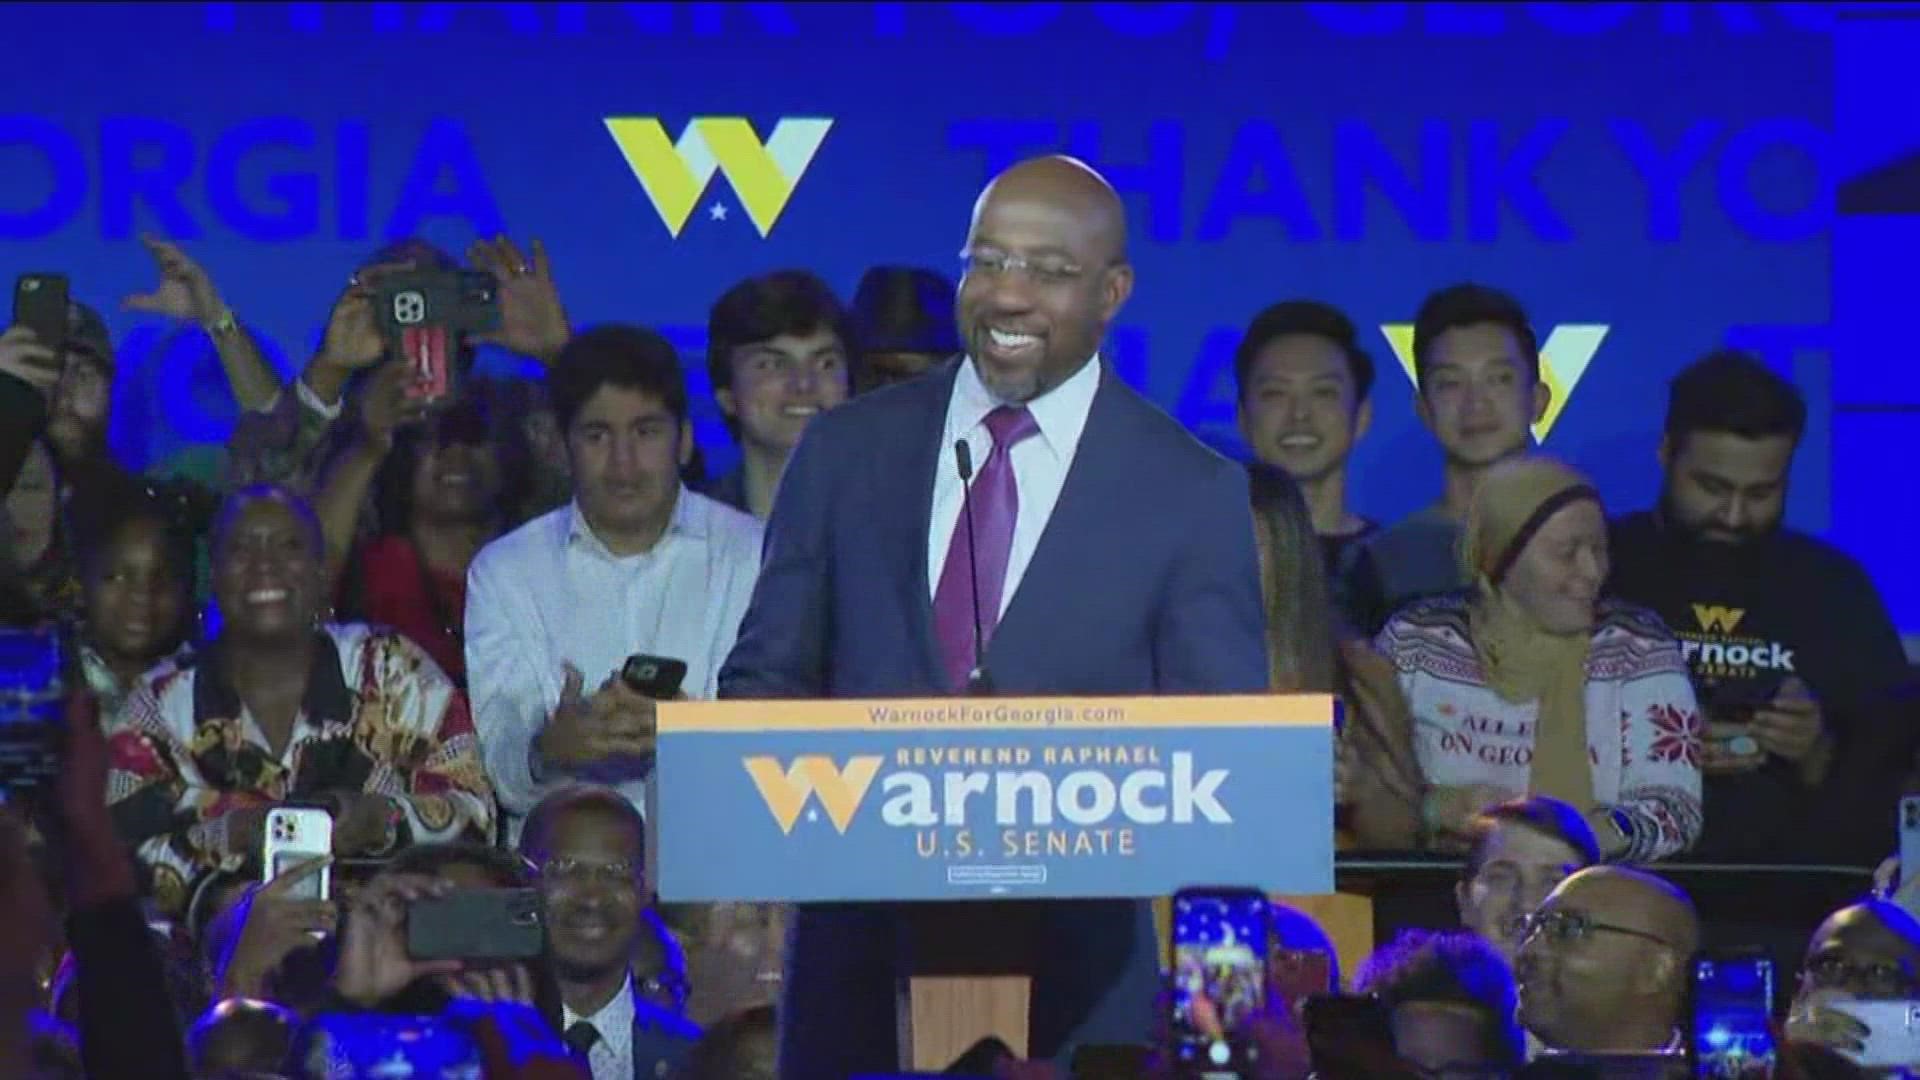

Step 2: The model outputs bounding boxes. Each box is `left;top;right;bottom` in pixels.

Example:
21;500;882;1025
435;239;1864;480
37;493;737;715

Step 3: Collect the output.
954;439;993;696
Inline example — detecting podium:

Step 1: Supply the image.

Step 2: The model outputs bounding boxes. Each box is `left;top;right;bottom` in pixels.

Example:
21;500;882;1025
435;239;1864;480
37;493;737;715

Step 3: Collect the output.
652;694;1337;1070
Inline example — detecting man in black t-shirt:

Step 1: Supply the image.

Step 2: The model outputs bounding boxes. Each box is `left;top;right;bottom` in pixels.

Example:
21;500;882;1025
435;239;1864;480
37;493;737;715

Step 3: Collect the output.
1608;350;1912;864
1234;299;1380;580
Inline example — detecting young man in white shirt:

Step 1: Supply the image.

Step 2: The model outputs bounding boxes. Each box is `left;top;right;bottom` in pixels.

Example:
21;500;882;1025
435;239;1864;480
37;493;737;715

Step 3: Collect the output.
465;325;763;840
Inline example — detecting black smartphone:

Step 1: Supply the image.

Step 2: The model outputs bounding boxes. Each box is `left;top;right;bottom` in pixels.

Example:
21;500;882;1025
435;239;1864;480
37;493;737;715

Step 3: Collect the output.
1170;886;1271;1078
622;654;688;698
12;273;69;363
1688;948;1777;1078
1707;677;1781;725
0;627;66;794
373;268;500;408
406;888;545;962
1302;993;1397;1078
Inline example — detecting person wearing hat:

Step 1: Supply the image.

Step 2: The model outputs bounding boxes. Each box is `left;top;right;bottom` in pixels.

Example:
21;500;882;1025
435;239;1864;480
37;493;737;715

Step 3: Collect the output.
0;294;147;624
847;265;960;394
1374;455;1703;862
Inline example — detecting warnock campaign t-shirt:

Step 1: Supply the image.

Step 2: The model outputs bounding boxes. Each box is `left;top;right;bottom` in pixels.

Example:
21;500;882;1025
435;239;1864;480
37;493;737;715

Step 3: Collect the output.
1607;511;1914;863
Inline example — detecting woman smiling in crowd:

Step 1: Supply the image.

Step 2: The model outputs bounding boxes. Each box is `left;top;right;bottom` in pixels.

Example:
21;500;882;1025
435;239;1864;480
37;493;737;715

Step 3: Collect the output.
103;484;496;916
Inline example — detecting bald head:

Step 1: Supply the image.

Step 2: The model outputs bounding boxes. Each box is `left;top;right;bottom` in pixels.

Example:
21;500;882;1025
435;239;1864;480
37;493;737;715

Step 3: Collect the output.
1799;901;1920;1001
971;155;1128;264
957;155;1135;404
1515;866;1698;1051
1558;866;1700;955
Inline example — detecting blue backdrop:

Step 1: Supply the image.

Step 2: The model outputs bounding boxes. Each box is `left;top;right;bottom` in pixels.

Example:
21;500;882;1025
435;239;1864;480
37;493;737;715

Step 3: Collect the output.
4;2;1903;629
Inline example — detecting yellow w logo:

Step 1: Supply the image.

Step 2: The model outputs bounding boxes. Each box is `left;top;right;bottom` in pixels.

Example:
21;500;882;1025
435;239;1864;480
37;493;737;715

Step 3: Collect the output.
742;755;881;834
1379;324;1610;441
603;117;833;238
1691;604;1746;634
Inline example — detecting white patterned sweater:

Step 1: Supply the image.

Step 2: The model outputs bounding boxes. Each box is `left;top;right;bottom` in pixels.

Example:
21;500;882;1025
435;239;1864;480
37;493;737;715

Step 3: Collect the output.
1376;595;1704;862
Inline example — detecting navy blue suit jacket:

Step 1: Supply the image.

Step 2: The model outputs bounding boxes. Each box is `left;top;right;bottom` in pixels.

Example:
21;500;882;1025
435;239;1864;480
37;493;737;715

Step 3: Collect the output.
718;357;1268;1076
631;996;702;1079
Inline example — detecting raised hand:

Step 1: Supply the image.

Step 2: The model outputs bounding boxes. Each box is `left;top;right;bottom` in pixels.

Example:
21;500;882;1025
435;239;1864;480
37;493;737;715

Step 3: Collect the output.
0;325;60;395
217;855;338;998
122;234;224;325
316;280;386;374
466;235;570;364
334;872;463;1007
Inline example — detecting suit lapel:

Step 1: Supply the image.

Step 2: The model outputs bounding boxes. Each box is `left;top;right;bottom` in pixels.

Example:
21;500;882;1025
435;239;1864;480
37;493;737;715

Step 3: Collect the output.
987;365;1133;682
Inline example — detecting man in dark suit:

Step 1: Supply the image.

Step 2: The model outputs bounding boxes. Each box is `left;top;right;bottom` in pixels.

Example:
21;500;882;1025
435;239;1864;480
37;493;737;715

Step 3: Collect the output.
718;156;1269;1074
519;785;702;1080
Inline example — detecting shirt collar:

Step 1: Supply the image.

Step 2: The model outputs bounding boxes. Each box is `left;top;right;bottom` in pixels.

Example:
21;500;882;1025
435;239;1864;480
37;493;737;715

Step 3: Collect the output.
192;628;352;731
563;973;636;1032
564;486;705;557
950;353;1102;459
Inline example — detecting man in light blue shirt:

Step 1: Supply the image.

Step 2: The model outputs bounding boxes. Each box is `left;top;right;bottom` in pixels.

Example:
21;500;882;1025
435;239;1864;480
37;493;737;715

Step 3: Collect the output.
466;325;763;840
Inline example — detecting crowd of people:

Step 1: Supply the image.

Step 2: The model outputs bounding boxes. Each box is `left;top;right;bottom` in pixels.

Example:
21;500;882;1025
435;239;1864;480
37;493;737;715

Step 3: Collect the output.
0;151;1915;1078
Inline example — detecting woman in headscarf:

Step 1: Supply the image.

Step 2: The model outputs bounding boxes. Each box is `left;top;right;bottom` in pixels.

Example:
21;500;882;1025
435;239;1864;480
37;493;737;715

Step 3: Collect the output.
1376;456;1702;862
1247;463;1422;848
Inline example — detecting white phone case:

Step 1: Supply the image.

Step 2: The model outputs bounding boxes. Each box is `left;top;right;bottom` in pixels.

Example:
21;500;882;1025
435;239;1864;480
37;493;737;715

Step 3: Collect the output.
262;806;334;901
1831;999;1920;1068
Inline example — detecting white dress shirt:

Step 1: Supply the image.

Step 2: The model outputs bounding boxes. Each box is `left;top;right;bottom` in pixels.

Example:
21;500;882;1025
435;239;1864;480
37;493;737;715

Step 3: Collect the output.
927;355;1101;618
562;975;637;1080
465;487;763;839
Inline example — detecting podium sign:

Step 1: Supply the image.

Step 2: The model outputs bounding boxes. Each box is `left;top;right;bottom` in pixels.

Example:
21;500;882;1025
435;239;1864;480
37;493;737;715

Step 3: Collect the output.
653;694;1335;903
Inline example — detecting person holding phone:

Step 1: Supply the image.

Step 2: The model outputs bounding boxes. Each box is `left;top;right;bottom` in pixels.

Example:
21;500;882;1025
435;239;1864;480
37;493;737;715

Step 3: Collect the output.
465;326;762;842
1606;350;1910;865
1785;901;1920;1069
101;485;495;917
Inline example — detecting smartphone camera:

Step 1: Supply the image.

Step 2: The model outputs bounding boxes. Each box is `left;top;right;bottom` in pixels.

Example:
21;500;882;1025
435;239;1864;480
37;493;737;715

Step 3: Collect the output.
0;628;65;794
1171;888;1270;1078
1690;950;1777;1078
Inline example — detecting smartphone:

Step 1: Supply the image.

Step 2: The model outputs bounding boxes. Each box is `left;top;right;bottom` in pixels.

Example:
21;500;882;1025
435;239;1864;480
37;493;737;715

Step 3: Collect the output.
263;806;334;900
1302;993;1397;1077
1828;999;1920;1069
1271;947;1335;1012
407;887;545;962
622;654;688;698
1170;886;1271;1078
294;1011;483;1076
1688;948;1777;1078
1899;797;1920;892
12;273;69;363
1707;677;1781;725
374;268;499;409
0;627;65;795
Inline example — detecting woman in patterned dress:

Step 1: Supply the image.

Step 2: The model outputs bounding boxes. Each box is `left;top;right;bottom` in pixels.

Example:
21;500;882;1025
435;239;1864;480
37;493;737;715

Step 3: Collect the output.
103;485;495;917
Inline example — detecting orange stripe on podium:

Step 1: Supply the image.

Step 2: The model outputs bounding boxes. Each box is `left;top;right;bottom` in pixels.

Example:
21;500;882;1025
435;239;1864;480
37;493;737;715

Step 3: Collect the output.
657;694;1338;733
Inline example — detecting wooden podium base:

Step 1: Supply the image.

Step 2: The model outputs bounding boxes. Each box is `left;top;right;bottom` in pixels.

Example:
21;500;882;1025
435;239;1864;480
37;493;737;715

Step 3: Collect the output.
903;974;1032;1069
897;901;1041;1071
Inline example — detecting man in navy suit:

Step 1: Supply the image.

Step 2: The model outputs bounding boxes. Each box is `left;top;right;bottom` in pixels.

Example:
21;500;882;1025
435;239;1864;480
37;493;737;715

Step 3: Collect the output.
718;155;1269;1075
519;785;702;1079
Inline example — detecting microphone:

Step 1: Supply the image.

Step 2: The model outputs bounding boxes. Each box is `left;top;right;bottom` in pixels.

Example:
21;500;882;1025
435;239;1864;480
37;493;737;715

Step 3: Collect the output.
954;440;991;694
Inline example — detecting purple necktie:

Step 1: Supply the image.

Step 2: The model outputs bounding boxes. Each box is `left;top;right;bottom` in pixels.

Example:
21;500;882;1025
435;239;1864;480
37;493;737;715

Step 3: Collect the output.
933;405;1040;690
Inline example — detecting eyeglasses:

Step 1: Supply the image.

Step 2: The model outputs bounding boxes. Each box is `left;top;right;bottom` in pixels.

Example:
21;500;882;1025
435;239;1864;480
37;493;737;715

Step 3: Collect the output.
537;856;639;889
958;247;1088;286
1801;953;1920;999
1517;908;1674;950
